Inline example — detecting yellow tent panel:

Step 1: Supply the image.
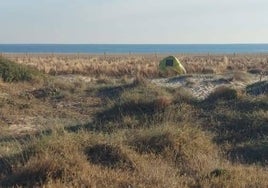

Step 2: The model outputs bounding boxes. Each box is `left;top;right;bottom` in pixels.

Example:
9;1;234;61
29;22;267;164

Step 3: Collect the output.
159;56;186;75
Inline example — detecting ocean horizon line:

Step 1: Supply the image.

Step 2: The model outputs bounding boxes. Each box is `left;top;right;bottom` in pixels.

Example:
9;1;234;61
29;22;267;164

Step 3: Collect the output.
1;43;268;45
1;44;268;54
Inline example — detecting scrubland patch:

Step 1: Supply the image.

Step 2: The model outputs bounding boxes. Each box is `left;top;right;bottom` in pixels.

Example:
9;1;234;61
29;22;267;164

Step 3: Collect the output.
0;56;268;187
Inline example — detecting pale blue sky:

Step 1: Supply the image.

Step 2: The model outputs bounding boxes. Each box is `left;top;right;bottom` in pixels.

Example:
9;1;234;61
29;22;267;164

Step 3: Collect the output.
0;0;267;44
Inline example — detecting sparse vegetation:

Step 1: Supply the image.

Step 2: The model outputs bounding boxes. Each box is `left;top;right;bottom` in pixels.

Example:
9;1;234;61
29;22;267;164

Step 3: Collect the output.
0;54;267;187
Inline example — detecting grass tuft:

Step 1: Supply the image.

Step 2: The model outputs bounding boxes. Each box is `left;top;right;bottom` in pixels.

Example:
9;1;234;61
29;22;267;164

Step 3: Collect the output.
84;144;135;170
206;86;238;102
246;81;268;95
1;158;63;187
130;132;173;154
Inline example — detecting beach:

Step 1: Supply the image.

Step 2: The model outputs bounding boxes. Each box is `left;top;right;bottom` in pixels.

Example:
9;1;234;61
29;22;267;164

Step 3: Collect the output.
1;0;268;186
2;53;268;99
0;53;268;187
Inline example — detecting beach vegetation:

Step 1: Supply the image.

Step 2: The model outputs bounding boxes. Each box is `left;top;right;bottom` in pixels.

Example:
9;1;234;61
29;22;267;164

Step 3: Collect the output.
0;54;268;187
0;57;42;82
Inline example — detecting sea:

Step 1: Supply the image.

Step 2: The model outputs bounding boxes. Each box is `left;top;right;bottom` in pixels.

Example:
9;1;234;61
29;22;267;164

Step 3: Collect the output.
0;44;268;54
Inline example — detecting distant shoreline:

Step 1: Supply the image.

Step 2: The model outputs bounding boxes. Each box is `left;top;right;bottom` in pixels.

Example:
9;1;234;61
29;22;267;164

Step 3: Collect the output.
2;52;268;58
1;44;268;54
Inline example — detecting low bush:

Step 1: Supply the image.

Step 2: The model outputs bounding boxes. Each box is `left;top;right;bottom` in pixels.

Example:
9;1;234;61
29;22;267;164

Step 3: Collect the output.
246;81;268;95
130;132;173;154
201;67;216;74
128;124;219;178
206;86;238;102
1;158;63;187
247;68;263;75
84;144;134;170
231;71;253;82
0;57;39;82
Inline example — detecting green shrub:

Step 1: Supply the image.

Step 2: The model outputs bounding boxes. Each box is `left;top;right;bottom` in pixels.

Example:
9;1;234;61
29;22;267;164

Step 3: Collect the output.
0;58;33;82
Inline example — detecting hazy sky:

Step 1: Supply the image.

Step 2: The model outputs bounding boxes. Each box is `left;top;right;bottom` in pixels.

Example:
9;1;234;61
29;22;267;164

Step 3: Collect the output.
0;0;268;44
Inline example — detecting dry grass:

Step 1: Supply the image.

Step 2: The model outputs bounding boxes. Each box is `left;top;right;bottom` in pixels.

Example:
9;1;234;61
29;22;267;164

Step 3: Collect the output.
206;86;238;102
3;53;268;78
0;57;268;187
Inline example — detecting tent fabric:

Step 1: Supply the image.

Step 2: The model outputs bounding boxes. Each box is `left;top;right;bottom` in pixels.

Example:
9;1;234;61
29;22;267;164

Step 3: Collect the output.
159;56;186;75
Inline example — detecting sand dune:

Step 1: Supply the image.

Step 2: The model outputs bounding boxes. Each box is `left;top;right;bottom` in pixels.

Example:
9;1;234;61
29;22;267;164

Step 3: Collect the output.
151;73;267;99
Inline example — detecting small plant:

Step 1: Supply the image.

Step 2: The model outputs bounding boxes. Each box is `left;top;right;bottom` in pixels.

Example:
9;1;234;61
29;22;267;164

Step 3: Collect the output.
231;71;252;82
84;144;134;170
206;86;237;102
132;73;148;86
130;132;173;154
246;81;268;95
30;87;63;100
201;67;216;74
0;57;34;82
209;168;229;178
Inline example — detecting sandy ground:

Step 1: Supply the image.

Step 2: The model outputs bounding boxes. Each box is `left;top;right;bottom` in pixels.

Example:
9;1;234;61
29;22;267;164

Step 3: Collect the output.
151;73;268;99
57;72;267;100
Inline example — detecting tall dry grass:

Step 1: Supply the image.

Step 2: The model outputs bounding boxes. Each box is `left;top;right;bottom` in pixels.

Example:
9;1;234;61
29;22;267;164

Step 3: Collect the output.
3;54;268;78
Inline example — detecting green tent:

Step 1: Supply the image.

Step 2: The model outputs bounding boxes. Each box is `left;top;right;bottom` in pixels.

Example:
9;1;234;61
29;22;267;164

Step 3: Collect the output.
159;56;186;75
